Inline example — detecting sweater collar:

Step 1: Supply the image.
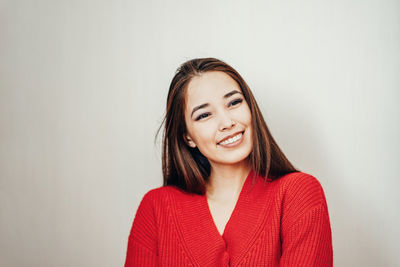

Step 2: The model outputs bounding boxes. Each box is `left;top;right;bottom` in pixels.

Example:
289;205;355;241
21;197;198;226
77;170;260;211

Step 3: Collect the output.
170;170;273;265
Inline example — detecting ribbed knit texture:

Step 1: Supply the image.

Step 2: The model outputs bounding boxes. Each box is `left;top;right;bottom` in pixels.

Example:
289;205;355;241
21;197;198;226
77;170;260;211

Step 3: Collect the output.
125;172;333;266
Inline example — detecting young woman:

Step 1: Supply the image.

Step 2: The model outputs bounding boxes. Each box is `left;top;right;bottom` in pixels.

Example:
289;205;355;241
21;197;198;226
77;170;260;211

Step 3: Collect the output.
125;58;333;266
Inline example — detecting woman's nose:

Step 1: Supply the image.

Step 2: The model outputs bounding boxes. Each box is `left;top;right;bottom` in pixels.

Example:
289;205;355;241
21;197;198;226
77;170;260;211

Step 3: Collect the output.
218;112;236;131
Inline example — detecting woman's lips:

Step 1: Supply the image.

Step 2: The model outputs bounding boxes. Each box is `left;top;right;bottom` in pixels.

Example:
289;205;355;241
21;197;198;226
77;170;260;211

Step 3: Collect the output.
218;131;244;147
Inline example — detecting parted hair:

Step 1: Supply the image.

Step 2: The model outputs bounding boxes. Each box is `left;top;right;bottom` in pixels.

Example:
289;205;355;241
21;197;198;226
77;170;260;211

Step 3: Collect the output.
158;58;297;194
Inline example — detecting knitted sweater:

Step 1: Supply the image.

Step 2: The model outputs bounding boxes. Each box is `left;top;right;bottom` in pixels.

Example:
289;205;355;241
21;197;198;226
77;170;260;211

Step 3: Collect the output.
124;171;333;266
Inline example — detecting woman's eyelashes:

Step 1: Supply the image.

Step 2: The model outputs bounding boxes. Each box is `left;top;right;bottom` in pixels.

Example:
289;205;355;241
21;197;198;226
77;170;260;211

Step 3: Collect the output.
228;98;243;107
194;98;243;121
195;112;211;121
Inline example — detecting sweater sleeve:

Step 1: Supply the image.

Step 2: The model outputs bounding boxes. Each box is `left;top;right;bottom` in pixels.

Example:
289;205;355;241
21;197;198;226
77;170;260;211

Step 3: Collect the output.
279;173;333;267
124;190;158;267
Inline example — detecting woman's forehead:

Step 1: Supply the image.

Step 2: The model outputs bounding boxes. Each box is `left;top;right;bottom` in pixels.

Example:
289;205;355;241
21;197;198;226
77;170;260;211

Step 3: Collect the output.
185;71;241;104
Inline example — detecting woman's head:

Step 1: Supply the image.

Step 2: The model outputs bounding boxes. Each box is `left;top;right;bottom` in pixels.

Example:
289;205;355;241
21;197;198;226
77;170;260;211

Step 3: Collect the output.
160;57;296;194
184;71;253;170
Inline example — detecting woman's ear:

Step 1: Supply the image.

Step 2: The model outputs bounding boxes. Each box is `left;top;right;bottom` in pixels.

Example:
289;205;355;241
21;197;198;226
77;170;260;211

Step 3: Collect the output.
184;134;197;148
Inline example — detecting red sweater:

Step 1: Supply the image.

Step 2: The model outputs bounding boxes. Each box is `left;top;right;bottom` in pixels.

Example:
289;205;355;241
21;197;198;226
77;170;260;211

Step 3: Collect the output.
125;172;333;266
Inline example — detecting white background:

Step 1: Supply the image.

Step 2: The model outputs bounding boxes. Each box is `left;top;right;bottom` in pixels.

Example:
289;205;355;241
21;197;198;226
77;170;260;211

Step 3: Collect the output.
0;0;399;266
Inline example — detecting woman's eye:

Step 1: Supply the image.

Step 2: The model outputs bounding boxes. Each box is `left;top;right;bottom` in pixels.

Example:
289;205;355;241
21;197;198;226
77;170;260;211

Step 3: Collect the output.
229;98;243;107
195;113;210;121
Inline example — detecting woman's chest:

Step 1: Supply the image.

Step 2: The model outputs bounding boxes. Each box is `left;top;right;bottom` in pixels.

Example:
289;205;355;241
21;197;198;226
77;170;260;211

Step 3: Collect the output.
156;201;282;266
207;198;237;236
155;184;283;266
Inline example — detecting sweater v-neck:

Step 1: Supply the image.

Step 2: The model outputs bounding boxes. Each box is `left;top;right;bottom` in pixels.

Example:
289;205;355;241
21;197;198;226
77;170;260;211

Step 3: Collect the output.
203;170;254;239
171;170;271;265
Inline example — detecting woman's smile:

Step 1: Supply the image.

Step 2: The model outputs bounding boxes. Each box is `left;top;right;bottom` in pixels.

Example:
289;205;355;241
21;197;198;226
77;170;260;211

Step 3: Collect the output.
217;131;244;147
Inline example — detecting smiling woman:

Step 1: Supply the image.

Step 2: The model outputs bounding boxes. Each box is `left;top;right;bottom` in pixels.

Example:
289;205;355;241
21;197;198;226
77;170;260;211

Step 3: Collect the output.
124;58;333;266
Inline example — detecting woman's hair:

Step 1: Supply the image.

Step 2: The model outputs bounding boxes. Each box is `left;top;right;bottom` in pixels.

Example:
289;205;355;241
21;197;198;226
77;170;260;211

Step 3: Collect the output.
158;57;297;194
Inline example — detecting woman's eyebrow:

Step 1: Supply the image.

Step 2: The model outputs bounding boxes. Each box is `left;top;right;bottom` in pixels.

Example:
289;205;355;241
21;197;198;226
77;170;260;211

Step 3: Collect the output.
223;90;242;98
190;90;242;118
191;103;209;118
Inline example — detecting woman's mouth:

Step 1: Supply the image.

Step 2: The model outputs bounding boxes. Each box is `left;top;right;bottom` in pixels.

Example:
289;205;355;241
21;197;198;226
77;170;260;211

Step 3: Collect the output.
218;132;244;147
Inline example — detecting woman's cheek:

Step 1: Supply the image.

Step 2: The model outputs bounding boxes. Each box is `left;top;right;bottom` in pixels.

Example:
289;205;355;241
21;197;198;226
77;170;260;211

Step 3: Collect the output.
194;121;216;144
233;108;250;122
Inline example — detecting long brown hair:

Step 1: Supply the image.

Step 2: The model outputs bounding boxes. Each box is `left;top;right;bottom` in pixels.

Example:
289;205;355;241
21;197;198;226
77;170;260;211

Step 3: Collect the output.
158;58;297;194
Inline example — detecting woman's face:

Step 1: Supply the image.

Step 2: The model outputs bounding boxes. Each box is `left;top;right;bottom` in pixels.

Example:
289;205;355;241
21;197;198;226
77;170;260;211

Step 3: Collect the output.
184;71;253;167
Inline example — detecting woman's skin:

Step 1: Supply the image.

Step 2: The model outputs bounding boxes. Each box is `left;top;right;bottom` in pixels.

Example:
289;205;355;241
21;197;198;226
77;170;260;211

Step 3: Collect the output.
184;71;253;235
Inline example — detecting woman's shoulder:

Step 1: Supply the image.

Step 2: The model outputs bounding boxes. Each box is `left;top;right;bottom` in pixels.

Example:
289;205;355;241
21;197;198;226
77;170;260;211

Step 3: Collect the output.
275;171;328;207
139;184;191;206
277;171;325;191
275;172;331;233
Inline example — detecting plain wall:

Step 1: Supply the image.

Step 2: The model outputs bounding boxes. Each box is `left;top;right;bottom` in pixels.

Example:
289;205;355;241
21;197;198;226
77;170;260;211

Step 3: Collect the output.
0;0;399;266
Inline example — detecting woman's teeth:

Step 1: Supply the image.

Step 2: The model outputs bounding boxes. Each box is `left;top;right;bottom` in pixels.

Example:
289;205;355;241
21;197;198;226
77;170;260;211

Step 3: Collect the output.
219;133;242;145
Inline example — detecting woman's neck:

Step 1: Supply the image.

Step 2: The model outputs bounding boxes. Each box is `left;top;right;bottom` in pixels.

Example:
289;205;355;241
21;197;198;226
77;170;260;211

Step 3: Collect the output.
206;160;251;200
